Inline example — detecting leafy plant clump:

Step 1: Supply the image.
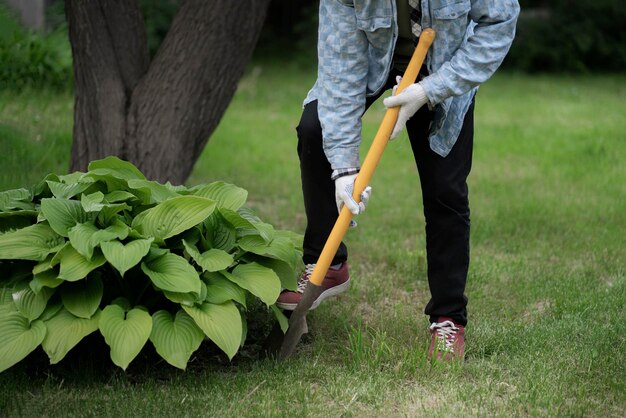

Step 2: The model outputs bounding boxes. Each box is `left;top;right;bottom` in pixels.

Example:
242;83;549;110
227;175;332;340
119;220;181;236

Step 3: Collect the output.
0;157;300;372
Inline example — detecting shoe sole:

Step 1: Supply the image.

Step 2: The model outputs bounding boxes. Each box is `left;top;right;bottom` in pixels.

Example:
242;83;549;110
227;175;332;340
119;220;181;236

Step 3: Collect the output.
276;279;350;311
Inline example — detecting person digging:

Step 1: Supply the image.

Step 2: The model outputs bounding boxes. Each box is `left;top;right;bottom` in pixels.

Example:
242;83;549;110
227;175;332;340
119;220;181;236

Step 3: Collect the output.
277;0;519;361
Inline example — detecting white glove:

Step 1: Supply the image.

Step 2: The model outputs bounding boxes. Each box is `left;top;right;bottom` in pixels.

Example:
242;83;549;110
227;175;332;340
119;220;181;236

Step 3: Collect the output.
383;77;429;139
334;173;372;216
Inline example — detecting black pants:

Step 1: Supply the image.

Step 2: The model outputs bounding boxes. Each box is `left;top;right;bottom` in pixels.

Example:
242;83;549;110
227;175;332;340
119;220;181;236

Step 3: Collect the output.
296;69;473;326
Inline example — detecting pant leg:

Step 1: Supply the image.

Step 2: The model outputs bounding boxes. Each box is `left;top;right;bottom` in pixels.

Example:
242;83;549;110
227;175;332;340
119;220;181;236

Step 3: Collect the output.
296;84;394;265
407;99;475;327
297;101;348;265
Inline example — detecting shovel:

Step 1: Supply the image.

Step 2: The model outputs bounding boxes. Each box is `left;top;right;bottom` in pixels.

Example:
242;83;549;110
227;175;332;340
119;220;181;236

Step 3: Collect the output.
273;28;436;360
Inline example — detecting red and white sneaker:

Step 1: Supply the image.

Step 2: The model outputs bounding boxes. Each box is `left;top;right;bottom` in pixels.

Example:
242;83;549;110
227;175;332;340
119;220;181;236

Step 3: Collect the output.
428;317;465;362
276;263;350;310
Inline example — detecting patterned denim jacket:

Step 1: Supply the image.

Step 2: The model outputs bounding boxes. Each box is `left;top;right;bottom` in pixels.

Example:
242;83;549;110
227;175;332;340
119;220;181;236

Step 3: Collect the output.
304;0;520;169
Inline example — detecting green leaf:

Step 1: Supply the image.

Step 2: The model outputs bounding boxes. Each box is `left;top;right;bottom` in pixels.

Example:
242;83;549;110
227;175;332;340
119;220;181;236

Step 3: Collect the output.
99;304;152;370
101;238;153;276
52;244;106;282
178;226;202;248
42;309;100;364
104;190;138;204
182;301;242;360
31;173;60;198
68;221;130;259
98;203;133;223
46;180;91;200
90;219;130;244
165;183;189;194
204;213;236;252
67;220;129;258
0;287;16;314
162;279;206;307
0;312;46;373
111;297;131;312
80;171;128;193
80;191;105;212
145;246;168;261
67;222;100;259
163;290;200;307
219;209;276;243
271;304;289;334
149;310;204;370
58;172;84;184
60;276;103;318
183;240;234;272
190;182;248;211
240;314;247;348
40;198;94;237
277;229;305;250
246;255;298;291
32;254;55;275
0;223;65;261
253;222;276;242
219;208;256;230
0;188;34;211
127;179;179;204
12;281;55;321
237;207;263;224
226;263;281;306
141;252;202;295
29;270;62;294
39;298;63;321
238;235;299;270
132;196;216;241
87;156;146;181
203;272;247;307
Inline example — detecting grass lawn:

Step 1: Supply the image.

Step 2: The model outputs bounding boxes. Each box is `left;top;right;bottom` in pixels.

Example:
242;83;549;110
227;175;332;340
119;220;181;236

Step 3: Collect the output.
0;64;624;416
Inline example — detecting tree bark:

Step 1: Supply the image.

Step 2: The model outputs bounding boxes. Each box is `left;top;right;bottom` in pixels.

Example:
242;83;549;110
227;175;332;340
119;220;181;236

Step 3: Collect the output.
66;0;145;171
66;0;271;184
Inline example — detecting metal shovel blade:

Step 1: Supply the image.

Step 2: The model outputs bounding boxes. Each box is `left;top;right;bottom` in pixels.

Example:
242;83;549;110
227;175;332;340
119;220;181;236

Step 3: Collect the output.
276;282;323;359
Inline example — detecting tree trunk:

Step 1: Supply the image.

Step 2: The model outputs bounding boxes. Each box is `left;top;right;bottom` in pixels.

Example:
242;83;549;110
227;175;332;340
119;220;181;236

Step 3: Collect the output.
66;0;271;184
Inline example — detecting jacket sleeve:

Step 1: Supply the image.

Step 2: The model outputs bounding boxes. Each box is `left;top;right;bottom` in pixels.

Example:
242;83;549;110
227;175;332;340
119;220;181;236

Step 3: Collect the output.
316;0;369;170
421;0;520;105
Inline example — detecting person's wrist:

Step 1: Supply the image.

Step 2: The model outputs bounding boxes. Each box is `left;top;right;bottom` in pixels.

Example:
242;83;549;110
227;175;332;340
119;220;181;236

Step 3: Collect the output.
331;168;360;181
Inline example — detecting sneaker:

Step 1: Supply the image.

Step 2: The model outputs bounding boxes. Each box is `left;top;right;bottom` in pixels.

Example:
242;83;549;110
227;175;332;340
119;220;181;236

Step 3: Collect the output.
276;263;350;310
428;317;465;362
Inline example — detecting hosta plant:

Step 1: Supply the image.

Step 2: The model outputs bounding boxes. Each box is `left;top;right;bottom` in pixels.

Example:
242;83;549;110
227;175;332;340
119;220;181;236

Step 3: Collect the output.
0;157;300;372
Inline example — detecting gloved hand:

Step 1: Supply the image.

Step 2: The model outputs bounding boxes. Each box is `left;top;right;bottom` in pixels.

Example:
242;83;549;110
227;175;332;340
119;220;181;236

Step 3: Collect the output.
383;76;429;139
334;173;372;216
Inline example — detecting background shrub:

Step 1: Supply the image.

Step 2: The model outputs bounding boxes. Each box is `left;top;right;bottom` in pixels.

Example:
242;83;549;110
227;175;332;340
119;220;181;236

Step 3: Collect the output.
0;4;72;91
504;0;626;72
1;0;624;91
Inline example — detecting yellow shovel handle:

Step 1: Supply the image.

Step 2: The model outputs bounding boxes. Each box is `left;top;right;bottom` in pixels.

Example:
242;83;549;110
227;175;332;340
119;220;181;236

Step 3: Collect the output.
309;28;435;286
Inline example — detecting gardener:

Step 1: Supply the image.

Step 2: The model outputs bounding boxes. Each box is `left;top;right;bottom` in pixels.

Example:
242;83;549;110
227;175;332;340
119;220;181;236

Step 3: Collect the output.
277;0;519;361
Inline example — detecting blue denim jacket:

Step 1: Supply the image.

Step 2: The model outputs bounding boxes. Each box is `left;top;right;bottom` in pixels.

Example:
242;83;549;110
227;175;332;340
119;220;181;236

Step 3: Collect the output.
304;0;520;169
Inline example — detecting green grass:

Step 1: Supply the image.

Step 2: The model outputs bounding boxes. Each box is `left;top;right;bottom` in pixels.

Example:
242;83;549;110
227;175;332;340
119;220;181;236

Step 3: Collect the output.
0;66;625;416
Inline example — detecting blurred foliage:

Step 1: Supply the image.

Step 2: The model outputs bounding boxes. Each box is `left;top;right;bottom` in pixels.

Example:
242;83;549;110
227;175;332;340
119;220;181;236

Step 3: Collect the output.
139;0;179;57
2;0;623;92
0;3;72;91
137;0;319;62
505;0;626;72
255;0;318;62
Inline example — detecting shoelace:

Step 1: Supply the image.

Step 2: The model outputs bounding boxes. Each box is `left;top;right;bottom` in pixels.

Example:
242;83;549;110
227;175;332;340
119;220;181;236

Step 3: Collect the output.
296;264;316;293
429;320;459;353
